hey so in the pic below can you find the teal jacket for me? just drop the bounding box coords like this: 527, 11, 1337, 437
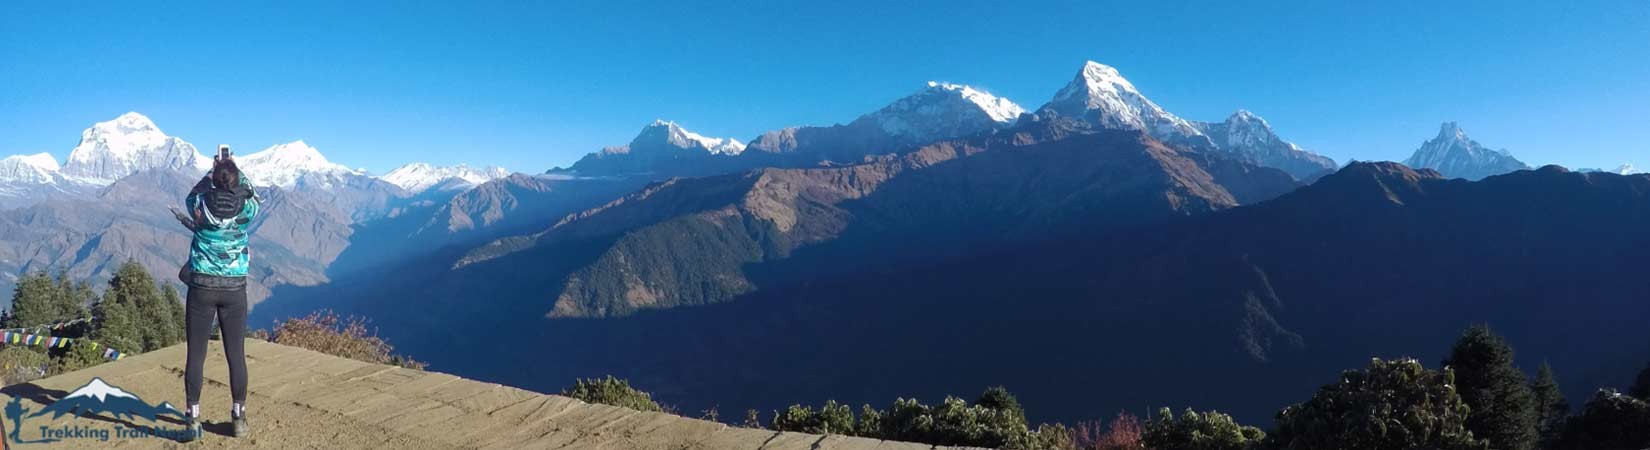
184, 175, 261, 279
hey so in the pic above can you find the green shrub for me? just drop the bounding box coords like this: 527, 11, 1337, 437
771, 400, 855, 434
0, 347, 49, 385
1144, 408, 1264, 450
561, 375, 663, 412
48, 340, 108, 375
1270, 358, 1487, 450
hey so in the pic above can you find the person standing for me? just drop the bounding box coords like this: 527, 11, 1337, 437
172, 145, 260, 441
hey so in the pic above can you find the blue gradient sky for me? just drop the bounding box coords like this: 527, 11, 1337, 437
2, 0, 1645, 173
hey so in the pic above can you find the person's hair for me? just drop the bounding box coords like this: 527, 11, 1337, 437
212, 160, 241, 190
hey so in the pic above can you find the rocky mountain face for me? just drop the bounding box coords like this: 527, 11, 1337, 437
256, 159, 1650, 426
550, 121, 750, 179
248, 118, 1310, 417
1033, 62, 1336, 181
1192, 110, 1337, 180
1035, 61, 1209, 148
556, 82, 1027, 180
0, 153, 60, 184
847, 81, 1024, 146
0, 169, 349, 304
1403, 122, 1530, 180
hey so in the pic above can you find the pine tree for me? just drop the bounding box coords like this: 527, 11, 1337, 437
91, 261, 183, 354
1443, 324, 1538, 450
1529, 362, 1569, 447
5, 271, 90, 328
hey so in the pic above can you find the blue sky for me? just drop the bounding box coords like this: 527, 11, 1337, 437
2, 0, 1645, 173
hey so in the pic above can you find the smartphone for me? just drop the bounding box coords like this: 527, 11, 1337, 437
218, 144, 232, 161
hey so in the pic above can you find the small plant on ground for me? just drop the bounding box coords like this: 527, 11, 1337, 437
269, 310, 425, 370
562, 375, 663, 412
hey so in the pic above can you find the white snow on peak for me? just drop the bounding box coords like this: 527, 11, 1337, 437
924, 81, 1026, 123
63, 378, 139, 402
61, 112, 211, 182
1038, 61, 1204, 142
237, 140, 356, 188
639, 120, 746, 155
0, 152, 61, 183
1615, 163, 1638, 174
1215, 110, 1282, 149
380, 162, 511, 193
851, 81, 1025, 144
1404, 122, 1529, 180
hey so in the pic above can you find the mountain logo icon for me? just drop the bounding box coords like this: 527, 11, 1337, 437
30, 377, 182, 422
5, 377, 186, 445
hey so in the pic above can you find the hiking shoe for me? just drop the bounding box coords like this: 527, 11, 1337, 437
182, 416, 202, 442
233, 415, 249, 438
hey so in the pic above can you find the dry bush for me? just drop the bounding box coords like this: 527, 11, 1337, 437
270, 310, 425, 370
1075, 412, 1145, 450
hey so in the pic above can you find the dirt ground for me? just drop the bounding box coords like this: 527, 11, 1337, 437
0, 339, 962, 449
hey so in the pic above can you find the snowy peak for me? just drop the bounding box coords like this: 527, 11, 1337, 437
926, 82, 1026, 123
1209, 109, 1283, 149
381, 162, 511, 193
1403, 122, 1530, 180
238, 140, 356, 188
0, 152, 61, 183
850, 81, 1025, 144
1189, 109, 1335, 180
1037, 61, 1204, 143
61, 112, 210, 182
1579, 163, 1640, 175
63, 378, 139, 402
627, 120, 746, 155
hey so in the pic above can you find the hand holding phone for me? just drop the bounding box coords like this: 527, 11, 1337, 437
217, 144, 233, 162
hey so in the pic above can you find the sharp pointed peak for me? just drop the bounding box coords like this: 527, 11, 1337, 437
1437, 121, 1467, 139
1081, 60, 1122, 75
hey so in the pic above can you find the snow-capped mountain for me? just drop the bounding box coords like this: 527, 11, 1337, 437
62, 377, 139, 402
236, 140, 359, 188
381, 163, 511, 193
0, 153, 60, 183
849, 81, 1025, 145
1580, 163, 1640, 175
553, 121, 748, 178
1036, 61, 1207, 146
60, 112, 210, 183
1192, 110, 1336, 180
1403, 122, 1529, 180
593, 120, 744, 157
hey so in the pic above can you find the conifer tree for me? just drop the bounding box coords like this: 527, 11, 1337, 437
1529, 362, 1569, 446
1443, 325, 1538, 450
5, 271, 90, 328
91, 261, 184, 353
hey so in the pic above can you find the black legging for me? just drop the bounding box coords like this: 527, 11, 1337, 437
184, 286, 248, 406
